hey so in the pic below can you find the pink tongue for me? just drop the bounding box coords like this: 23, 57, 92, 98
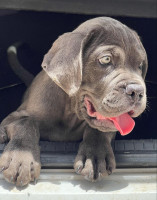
85, 99, 135, 135
97, 112, 135, 135
109, 114, 135, 135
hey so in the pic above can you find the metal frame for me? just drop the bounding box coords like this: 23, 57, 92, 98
0, 0, 157, 18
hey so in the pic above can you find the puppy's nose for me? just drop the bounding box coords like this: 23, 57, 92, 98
126, 84, 144, 102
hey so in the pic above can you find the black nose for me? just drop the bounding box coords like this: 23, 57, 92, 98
126, 84, 144, 102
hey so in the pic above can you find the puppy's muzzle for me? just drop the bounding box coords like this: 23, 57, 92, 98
126, 83, 144, 103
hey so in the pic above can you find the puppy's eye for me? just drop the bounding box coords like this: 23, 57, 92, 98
139, 63, 143, 71
99, 56, 111, 65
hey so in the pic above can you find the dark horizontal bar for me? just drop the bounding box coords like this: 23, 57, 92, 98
0, 139, 156, 168
40, 152, 157, 168
0, 0, 157, 18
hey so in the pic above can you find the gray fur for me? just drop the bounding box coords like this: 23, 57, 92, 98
0, 17, 147, 186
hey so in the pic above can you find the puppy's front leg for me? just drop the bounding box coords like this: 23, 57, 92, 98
0, 112, 41, 187
74, 127, 116, 182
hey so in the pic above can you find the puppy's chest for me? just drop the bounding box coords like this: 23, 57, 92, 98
41, 113, 87, 142
55, 114, 87, 141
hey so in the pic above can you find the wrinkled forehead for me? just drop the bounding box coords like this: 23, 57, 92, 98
83, 25, 146, 62
75, 17, 141, 46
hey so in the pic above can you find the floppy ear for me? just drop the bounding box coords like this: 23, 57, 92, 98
42, 32, 89, 96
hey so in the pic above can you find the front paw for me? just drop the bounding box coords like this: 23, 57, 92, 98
0, 143, 41, 187
74, 141, 116, 182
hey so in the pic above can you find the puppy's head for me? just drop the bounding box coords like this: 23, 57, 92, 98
42, 17, 148, 135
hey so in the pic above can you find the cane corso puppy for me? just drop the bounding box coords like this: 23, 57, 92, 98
0, 17, 147, 186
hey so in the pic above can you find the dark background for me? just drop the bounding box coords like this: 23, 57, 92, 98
0, 10, 156, 140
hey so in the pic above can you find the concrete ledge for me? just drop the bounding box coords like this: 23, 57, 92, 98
0, 168, 156, 200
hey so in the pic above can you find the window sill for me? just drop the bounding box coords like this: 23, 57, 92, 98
0, 168, 156, 199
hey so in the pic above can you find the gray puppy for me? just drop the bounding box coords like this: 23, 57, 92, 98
0, 17, 147, 186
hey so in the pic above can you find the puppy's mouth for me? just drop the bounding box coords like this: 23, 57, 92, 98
84, 97, 135, 136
